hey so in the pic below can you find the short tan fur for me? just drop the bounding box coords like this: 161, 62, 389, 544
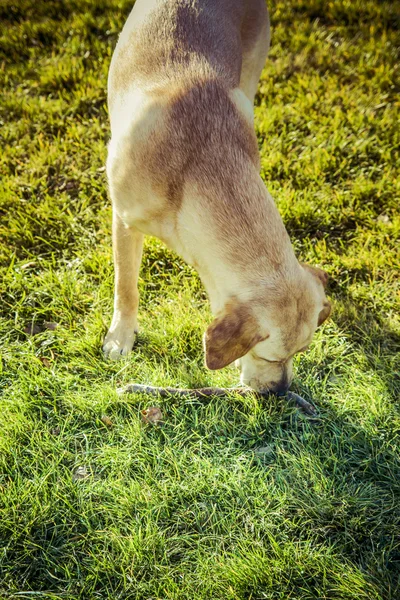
104, 0, 331, 394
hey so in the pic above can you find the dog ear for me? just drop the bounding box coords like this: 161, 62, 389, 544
318, 300, 332, 327
301, 263, 329, 288
204, 301, 266, 370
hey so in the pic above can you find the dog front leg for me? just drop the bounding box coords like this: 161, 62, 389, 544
103, 212, 144, 359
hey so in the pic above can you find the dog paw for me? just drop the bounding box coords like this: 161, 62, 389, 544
103, 319, 137, 360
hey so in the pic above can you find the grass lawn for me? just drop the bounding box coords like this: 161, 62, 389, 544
1, 0, 399, 598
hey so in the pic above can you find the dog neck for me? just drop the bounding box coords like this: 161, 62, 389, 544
170, 156, 300, 315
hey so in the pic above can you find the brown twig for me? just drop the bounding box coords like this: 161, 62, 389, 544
117, 383, 317, 416
285, 391, 317, 416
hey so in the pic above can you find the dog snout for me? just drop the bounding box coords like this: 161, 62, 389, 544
266, 380, 290, 396
267, 366, 292, 396
240, 356, 293, 395
247, 376, 291, 396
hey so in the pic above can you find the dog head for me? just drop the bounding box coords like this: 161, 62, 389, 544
204, 264, 331, 394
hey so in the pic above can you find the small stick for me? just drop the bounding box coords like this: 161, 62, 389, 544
117, 384, 317, 416
285, 391, 317, 416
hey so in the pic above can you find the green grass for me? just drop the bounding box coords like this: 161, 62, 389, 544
0, 0, 399, 598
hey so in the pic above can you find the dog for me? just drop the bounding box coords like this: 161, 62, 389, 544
103, 0, 331, 395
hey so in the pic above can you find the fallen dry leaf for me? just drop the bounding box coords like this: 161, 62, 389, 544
20, 261, 37, 270
254, 445, 274, 456
101, 415, 113, 428
73, 466, 91, 481
40, 357, 51, 368
24, 323, 43, 336
377, 214, 392, 226
141, 407, 163, 425
24, 321, 58, 335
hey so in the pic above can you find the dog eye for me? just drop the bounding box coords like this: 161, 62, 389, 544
252, 353, 280, 364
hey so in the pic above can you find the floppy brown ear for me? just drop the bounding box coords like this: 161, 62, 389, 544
301, 263, 329, 288
204, 301, 266, 370
318, 300, 332, 326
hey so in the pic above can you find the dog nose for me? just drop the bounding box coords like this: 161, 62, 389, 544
268, 380, 290, 396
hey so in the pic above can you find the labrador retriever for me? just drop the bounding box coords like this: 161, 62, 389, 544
103, 0, 331, 395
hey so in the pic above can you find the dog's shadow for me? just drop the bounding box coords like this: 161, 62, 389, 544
128, 285, 400, 575
329, 283, 399, 398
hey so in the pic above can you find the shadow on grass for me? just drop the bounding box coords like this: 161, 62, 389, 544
3, 316, 400, 598
331, 287, 400, 398
0, 0, 118, 26
269, 0, 400, 35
